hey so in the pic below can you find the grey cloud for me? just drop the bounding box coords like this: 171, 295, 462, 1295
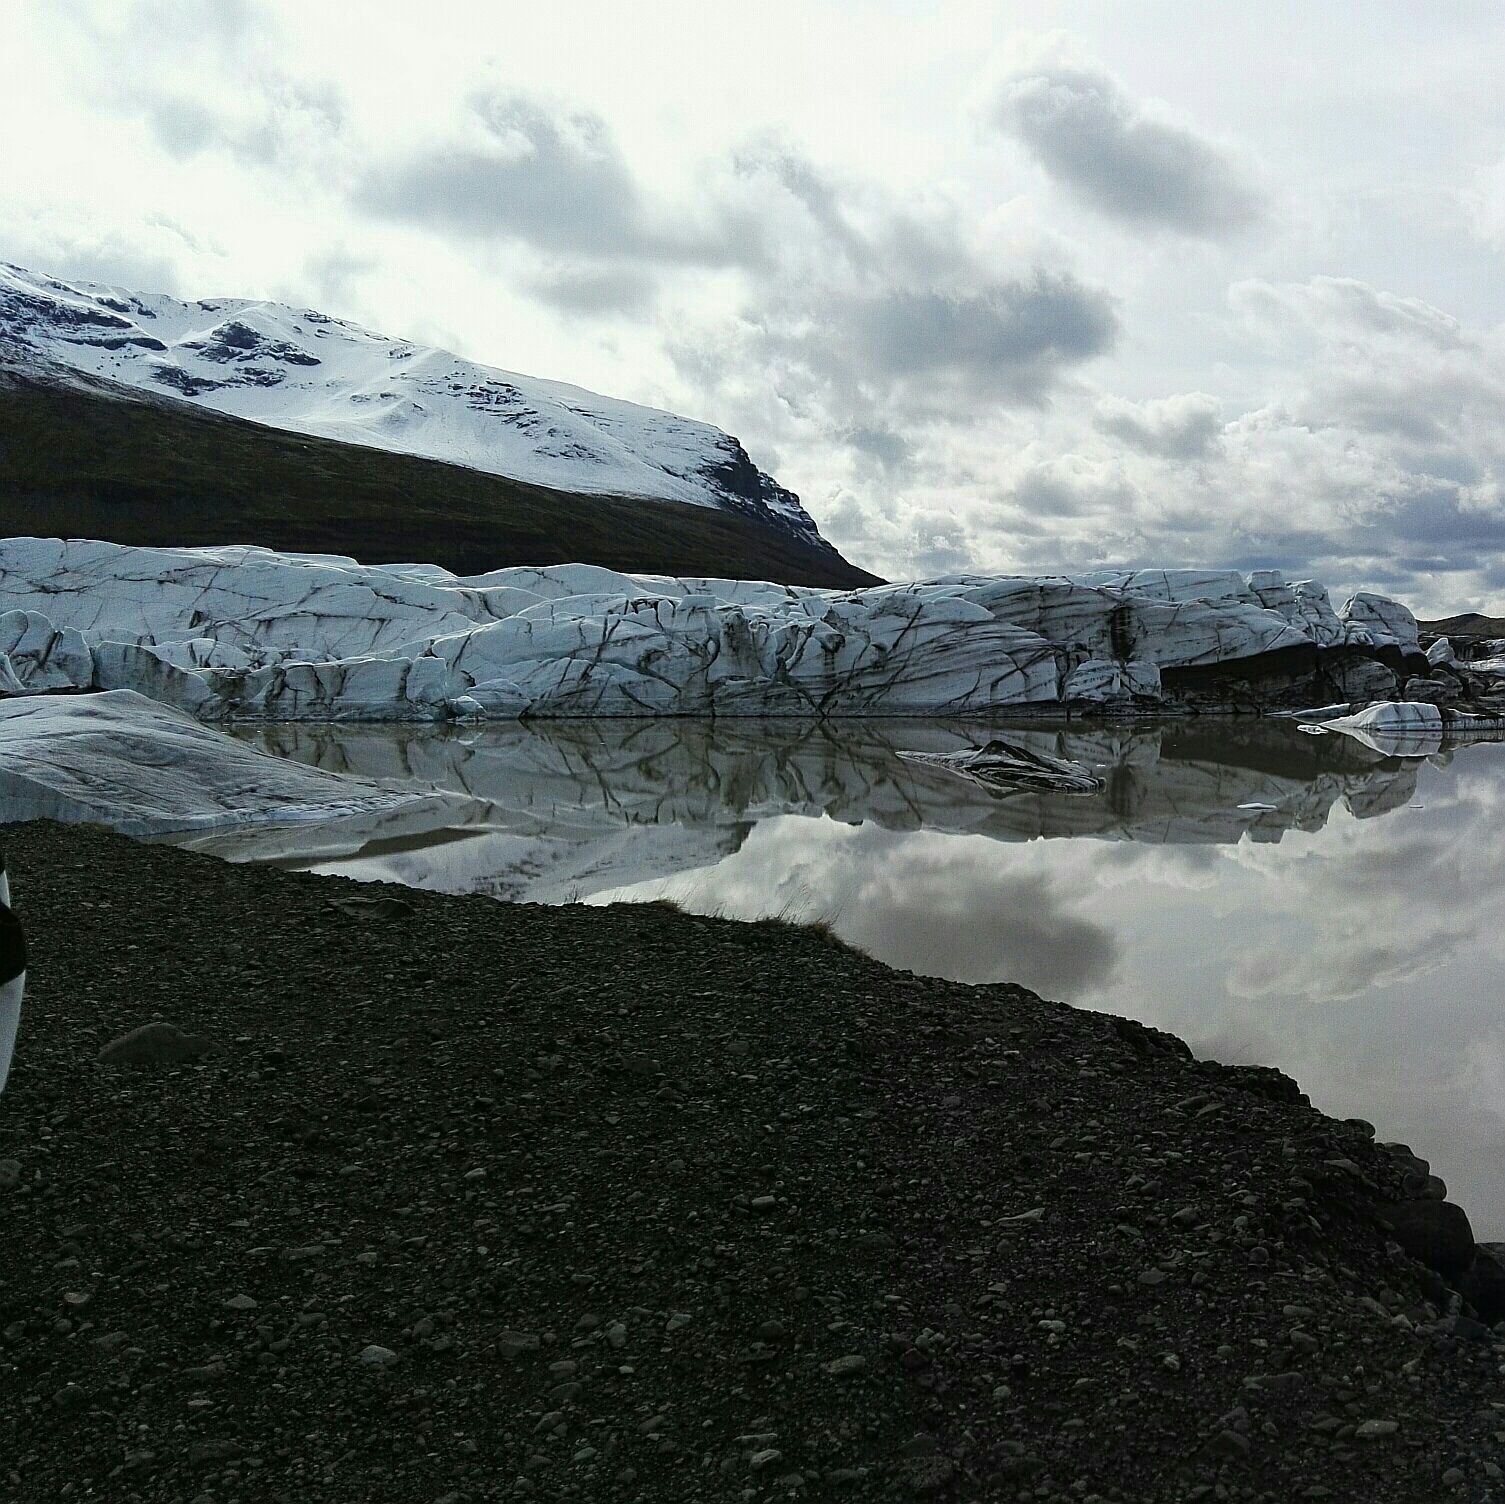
736, 272, 1117, 427
733, 147, 877, 273
1231, 276, 1468, 351
297, 244, 378, 315
66, 0, 343, 170
1002, 459, 1137, 520
356, 94, 756, 267
139, 76, 345, 167
992, 63, 1264, 236
843, 424, 912, 470
840, 276, 1116, 391
525, 265, 659, 317
835, 853, 1119, 995
1094, 392, 1223, 459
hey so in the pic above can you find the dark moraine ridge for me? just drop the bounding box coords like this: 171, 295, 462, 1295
0, 822, 1502, 1503
0, 370, 880, 589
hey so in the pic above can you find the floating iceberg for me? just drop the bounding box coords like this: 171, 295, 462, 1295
0, 538, 1427, 721
1300, 700, 1505, 758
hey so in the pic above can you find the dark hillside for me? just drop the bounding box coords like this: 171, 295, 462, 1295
0, 372, 880, 588
1421, 612, 1505, 640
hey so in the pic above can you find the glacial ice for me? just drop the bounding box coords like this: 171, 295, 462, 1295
0, 538, 1427, 722
0, 690, 469, 836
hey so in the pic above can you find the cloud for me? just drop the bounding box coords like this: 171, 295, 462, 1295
990, 60, 1265, 237
838, 277, 1117, 392
1230, 275, 1468, 352
139, 76, 345, 168
355, 92, 755, 268
525, 264, 659, 318
63, 0, 345, 171
1094, 392, 1223, 458
808, 266, 1505, 612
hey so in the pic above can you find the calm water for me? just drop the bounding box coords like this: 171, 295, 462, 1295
205, 717, 1505, 1236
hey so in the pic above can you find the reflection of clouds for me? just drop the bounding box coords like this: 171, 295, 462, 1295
1223, 759, 1505, 1004
1078, 840, 1227, 892
609, 820, 1119, 998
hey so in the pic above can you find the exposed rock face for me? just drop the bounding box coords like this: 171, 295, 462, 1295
0, 538, 1441, 721
1377, 1198, 1477, 1280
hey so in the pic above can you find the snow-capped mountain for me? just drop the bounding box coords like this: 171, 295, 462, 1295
0, 262, 830, 553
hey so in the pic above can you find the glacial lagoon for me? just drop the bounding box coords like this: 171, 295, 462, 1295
173, 715, 1505, 1238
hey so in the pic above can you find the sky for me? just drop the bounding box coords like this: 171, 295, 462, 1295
5, 0, 1505, 610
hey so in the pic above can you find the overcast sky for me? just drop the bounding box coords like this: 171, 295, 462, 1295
6, 1, 1505, 609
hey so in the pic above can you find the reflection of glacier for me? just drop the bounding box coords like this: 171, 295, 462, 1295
184, 718, 1426, 901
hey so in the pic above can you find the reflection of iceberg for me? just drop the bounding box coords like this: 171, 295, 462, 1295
897, 740, 1103, 794
188, 717, 1427, 900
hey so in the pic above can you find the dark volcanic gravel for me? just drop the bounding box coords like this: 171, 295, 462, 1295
0, 821, 1502, 1503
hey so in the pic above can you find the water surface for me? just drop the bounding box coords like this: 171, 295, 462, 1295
209, 717, 1505, 1236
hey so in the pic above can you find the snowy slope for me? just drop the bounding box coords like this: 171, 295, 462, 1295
0, 262, 829, 550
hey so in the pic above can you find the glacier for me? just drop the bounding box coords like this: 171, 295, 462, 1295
0, 690, 469, 836
0, 538, 1432, 722
0, 262, 827, 550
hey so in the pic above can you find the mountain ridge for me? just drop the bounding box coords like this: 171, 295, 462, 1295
0, 365, 879, 587
0, 263, 877, 587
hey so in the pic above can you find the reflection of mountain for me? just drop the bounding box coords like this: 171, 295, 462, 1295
192, 718, 1425, 900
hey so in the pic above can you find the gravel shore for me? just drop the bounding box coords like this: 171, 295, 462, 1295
0, 820, 1502, 1503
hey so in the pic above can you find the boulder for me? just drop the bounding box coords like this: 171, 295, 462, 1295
1377, 1199, 1476, 1279
97, 1022, 219, 1068
1458, 1245, 1505, 1324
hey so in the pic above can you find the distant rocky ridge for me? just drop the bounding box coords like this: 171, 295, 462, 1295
1, 536, 1496, 723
